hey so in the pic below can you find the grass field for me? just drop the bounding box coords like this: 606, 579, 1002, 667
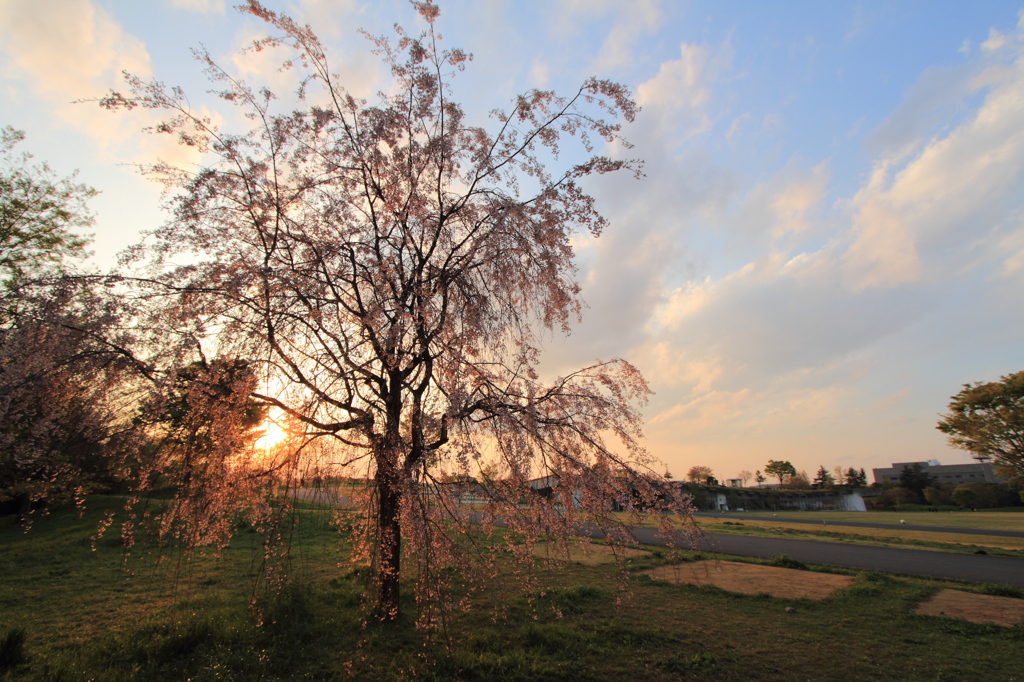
1, 497, 1022, 681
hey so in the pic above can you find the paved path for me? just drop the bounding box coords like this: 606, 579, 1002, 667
624, 526, 1024, 588
693, 512, 1024, 539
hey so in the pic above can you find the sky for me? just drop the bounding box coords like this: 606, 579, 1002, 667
2, 0, 1023, 483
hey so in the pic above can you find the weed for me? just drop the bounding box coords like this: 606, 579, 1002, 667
768, 554, 808, 570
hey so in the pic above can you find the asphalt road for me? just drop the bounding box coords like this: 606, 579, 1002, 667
625, 526, 1024, 588
693, 511, 1024, 538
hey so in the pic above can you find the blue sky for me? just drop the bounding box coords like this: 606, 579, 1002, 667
2, 0, 1023, 481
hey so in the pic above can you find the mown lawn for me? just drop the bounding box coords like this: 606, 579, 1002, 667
1, 497, 1022, 681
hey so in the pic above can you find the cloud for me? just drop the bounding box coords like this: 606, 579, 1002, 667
635, 42, 722, 140
590, 0, 664, 72
0, 0, 151, 102
863, 63, 978, 159
725, 112, 751, 145
870, 386, 913, 412
0, 0, 193, 165
649, 387, 762, 432
724, 159, 830, 257
528, 58, 550, 88
843, 61, 1024, 287
168, 0, 225, 14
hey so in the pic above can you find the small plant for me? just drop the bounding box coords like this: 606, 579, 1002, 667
0, 627, 28, 669
769, 554, 808, 570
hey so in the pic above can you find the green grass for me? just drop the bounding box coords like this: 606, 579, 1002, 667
1, 497, 1022, 681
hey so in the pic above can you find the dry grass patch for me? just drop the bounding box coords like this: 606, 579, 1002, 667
532, 541, 649, 565
644, 560, 853, 599
914, 589, 1024, 627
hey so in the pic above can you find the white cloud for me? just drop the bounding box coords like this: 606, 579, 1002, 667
843, 42, 1024, 288
0, 0, 151, 101
725, 111, 750, 145
0, 0, 175, 162
528, 58, 550, 88
649, 387, 762, 432
168, 0, 225, 14
590, 0, 664, 72
870, 386, 913, 412
635, 42, 717, 139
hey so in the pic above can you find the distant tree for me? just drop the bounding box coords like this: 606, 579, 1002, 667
937, 371, 1024, 477
737, 470, 752, 487
754, 470, 766, 487
832, 465, 844, 487
844, 467, 860, 487
785, 471, 811, 490
813, 465, 834, 488
898, 463, 936, 498
706, 475, 719, 487
0, 127, 93, 284
886, 486, 915, 509
951, 484, 979, 509
764, 460, 797, 486
687, 466, 715, 485
859, 468, 868, 486
664, 470, 673, 480
923, 486, 951, 506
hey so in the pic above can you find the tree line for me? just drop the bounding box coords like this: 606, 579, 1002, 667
684, 461, 867, 489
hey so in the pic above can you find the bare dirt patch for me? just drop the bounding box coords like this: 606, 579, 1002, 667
532, 542, 649, 565
914, 589, 1024, 627
643, 560, 853, 599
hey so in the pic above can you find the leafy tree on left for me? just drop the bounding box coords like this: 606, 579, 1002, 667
0, 128, 145, 520
0, 127, 92, 284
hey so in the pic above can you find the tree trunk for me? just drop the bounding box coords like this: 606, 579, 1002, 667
376, 458, 402, 619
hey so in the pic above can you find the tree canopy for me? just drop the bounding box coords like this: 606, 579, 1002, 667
844, 467, 867, 487
0, 127, 93, 284
100, 0, 687, 619
686, 466, 714, 485
937, 371, 1024, 477
898, 463, 935, 497
0, 128, 142, 518
764, 459, 796, 485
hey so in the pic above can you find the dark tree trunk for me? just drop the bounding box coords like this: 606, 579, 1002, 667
376, 379, 405, 619
376, 462, 402, 619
